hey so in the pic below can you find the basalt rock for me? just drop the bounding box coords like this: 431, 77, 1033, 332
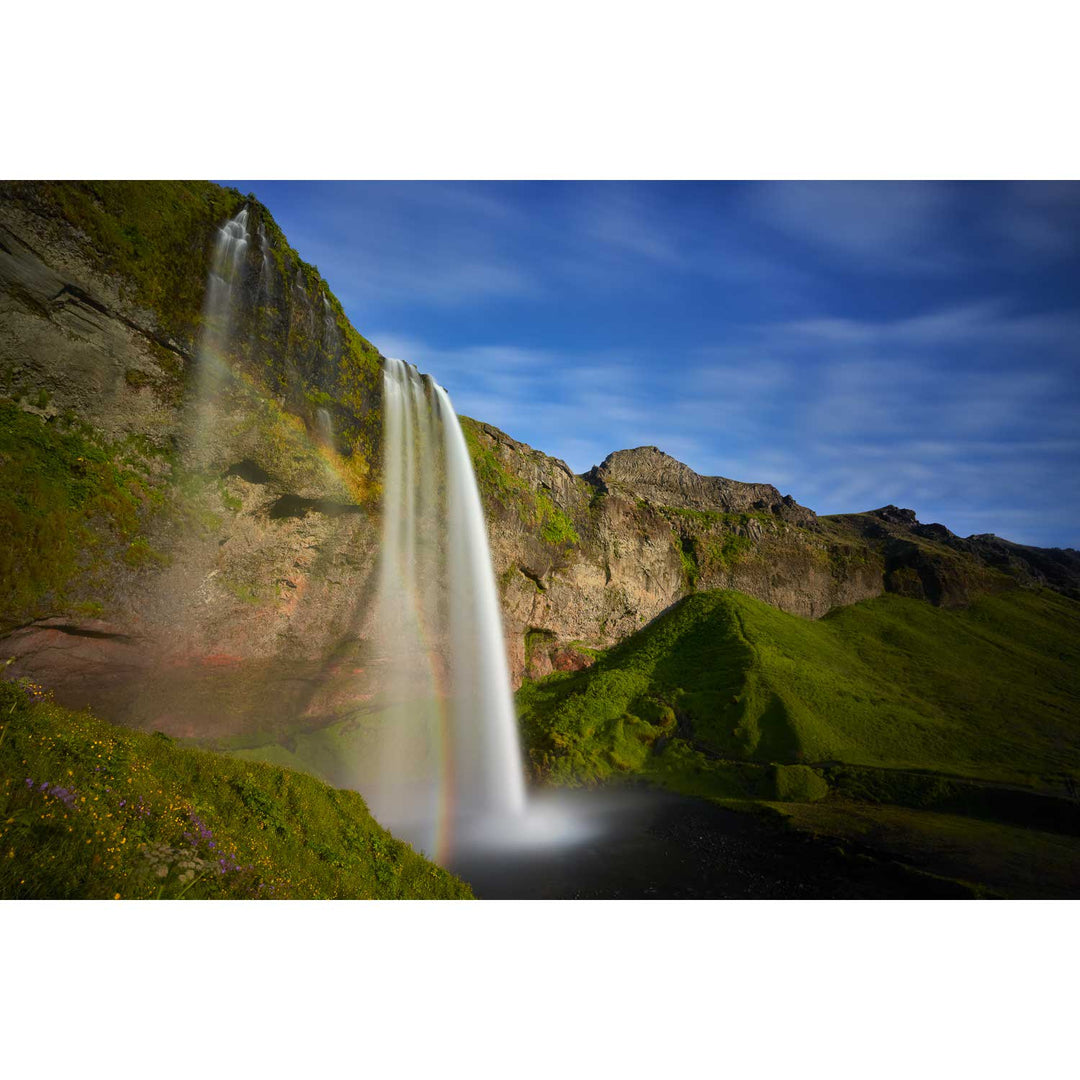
586, 445, 818, 525
469, 422, 885, 685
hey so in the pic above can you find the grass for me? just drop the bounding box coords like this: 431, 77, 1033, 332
771, 799, 1080, 900
517, 587, 1080, 791
0, 679, 471, 899
221, 715, 372, 789
516, 584, 1080, 895
0, 400, 167, 627
661, 507, 776, 528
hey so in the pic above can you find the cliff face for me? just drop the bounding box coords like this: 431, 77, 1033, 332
468, 430, 1080, 687
1, 182, 383, 739
466, 420, 885, 684
2, 181, 1076, 736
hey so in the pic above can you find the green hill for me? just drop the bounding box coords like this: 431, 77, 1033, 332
516, 586, 1080, 895
0, 679, 471, 899
519, 586, 1080, 788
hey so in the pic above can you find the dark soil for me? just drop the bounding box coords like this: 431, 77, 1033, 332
448, 786, 974, 899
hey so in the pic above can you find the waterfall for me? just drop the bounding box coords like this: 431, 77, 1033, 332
257, 222, 272, 300
362, 357, 526, 859
192, 207, 249, 461
315, 407, 334, 447
321, 295, 339, 354
190, 210, 534, 862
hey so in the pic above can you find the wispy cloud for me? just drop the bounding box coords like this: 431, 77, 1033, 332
577, 186, 685, 266
745, 181, 958, 274
374, 296, 1080, 546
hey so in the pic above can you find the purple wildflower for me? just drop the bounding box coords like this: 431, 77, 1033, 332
29, 780, 78, 808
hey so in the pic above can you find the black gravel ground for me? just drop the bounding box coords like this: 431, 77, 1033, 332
448, 787, 972, 900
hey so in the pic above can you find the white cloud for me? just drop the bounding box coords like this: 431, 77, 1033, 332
578, 187, 685, 267
746, 181, 958, 273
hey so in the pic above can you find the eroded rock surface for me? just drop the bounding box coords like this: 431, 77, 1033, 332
467, 421, 885, 685
587, 445, 817, 525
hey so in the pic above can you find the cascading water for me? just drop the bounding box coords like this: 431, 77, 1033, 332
257, 222, 272, 298
433, 379, 527, 817
321, 295, 339, 353
314, 407, 334, 447
361, 357, 526, 859
192, 208, 249, 461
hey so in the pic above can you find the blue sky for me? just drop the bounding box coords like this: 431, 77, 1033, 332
226, 181, 1080, 548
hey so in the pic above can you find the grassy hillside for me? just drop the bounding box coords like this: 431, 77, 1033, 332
0, 678, 471, 899
516, 585, 1080, 896
518, 587, 1080, 793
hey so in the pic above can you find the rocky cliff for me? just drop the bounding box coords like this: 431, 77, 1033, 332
465, 420, 886, 682
586, 445, 817, 525
1, 182, 383, 739
3, 181, 1077, 740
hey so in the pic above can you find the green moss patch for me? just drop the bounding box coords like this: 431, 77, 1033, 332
461, 418, 580, 550
769, 764, 830, 802
0, 401, 167, 627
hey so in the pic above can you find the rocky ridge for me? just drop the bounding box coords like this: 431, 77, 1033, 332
586, 445, 817, 525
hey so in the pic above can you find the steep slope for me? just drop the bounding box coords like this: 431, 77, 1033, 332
0, 679, 471, 899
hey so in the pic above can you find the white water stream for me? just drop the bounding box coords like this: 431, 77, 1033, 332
192, 208, 249, 462
192, 212, 543, 863
365, 358, 526, 858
